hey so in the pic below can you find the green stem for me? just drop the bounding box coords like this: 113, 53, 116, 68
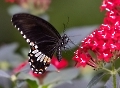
113, 74, 116, 88
112, 62, 116, 88
116, 67, 120, 72
101, 67, 111, 73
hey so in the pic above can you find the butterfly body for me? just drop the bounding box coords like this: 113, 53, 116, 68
11, 13, 69, 74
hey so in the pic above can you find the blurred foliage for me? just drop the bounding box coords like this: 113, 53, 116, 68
0, 43, 80, 88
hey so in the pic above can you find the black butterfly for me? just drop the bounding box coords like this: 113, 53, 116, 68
11, 13, 69, 74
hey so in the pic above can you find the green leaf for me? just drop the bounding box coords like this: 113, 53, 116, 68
0, 70, 10, 78
26, 79, 38, 88
104, 74, 120, 88
17, 73, 39, 86
44, 68, 79, 86
117, 67, 120, 73
0, 43, 23, 67
16, 80, 27, 88
21, 48, 29, 58
87, 72, 106, 88
88, 49, 97, 59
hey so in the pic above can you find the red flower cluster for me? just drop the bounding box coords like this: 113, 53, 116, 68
14, 56, 68, 78
73, 0, 120, 68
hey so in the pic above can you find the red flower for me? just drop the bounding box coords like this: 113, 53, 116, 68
13, 60, 28, 73
73, 49, 98, 68
51, 56, 68, 70
73, 0, 120, 69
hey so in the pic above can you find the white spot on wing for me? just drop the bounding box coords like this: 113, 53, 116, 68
30, 59, 34, 62
31, 68, 34, 71
30, 42, 34, 46
32, 65, 35, 68
34, 71, 37, 73
39, 72, 42, 74
29, 49, 31, 53
32, 50, 39, 54
40, 54, 45, 62
45, 67, 47, 70
20, 31, 23, 34
35, 45, 38, 48
35, 52, 41, 57
29, 62, 31, 65
26, 39, 30, 43
37, 53, 43, 61
18, 28, 20, 30
23, 35, 26, 38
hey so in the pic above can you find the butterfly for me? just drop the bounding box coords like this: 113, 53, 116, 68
11, 13, 69, 74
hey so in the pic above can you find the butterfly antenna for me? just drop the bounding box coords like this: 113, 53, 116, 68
66, 17, 69, 25
64, 41, 77, 53
68, 34, 81, 37
63, 17, 69, 33
67, 36, 80, 49
63, 23, 66, 33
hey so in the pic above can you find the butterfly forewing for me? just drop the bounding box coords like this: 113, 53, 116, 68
12, 13, 62, 74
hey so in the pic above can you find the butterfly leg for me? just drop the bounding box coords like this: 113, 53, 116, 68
56, 47, 62, 61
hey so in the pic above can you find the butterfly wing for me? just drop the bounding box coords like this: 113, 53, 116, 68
12, 13, 61, 74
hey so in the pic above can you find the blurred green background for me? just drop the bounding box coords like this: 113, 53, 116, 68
0, 0, 103, 47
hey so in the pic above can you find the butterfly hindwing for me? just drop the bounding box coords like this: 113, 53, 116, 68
28, 46, 51, 74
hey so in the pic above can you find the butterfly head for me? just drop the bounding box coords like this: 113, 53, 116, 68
61, 34, 69, 48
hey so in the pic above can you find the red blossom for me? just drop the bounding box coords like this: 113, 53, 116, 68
51, 56, 68, 70
13, 60, 28, 73
73, 52, 90, 67
73, 49, 98, 68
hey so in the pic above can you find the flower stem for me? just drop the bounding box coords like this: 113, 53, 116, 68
101, 67, 111, 73
112, 62, 116, 88
113, 74, 116, 88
